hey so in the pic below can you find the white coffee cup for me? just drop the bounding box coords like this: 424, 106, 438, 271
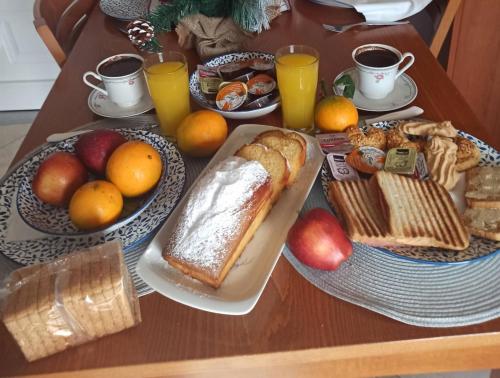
352, 44, 415, 100
83, 53, 147, 107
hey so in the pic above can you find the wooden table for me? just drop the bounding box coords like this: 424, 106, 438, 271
2, 2, 499, 377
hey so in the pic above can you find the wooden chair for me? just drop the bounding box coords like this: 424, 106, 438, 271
33, 0, 96, 66
429, 0, 463, 57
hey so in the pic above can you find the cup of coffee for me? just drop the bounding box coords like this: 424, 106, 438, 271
83, 54, 147, 107
352, 44, 415, 100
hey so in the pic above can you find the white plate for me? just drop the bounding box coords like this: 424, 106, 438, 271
99, 0, 149, 21
88, 87, 154, 118
189, 52, 280, 120
136, 124, 324, 315
334, 67, 418, 112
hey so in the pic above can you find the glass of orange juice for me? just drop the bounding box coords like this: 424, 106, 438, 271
275, 45, 319, 133
143, 51, 190, 139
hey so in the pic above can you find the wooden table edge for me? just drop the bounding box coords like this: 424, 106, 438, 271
18, 332, 500, 377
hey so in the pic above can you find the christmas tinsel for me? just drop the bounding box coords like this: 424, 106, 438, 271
147, 0, 272, 34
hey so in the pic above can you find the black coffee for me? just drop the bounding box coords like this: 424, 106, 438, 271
356, 48, 399, 68
99, 57, 142, 77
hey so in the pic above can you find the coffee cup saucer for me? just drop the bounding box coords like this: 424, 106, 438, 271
88, 86, 154, 118
334, 67, 418, 112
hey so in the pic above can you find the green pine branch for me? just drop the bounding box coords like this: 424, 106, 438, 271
147, 0, 233, 33
146, 0, 271, 34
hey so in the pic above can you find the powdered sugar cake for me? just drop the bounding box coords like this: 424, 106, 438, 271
162, 157, 272, 288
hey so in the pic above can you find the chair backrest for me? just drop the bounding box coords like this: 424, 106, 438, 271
33, 0, 96, 66
430, 0, 463, 57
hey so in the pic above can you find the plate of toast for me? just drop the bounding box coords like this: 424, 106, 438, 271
321, 119, 500, 264
137, 124, 324, 314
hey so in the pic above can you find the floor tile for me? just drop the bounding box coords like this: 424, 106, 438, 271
0, 111, 38, 126
0, 123, 32, 177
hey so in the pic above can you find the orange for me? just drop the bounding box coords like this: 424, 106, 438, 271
106, 141, 162, 197
69, 180, 123, 230
314, 95, 358, 132
176, 110, 228, 157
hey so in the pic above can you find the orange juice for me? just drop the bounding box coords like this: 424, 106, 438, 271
276, 52, 319, 131
145, 60, 190, 138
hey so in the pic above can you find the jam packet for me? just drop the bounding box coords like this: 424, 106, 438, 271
198, 65, 222, 104
316, 133, 353, 154
216, 82, 248, 111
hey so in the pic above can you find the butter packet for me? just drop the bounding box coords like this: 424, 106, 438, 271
412, 152, 429, 180
327, 153, 360, 181
384, 148, 417, 175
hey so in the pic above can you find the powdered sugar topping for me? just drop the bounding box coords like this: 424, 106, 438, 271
168, 157, 269, 275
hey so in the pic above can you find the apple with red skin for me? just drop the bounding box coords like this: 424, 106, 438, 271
75, 130, 127, 175
287, 208, 352, 270
32, 152, 88, 207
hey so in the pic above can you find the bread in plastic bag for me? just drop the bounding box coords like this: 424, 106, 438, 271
1, 240, 141, 361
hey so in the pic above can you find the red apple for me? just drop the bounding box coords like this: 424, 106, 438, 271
286, 208, 352, 270
75, 130, 127, 175
32, 152, 88, 207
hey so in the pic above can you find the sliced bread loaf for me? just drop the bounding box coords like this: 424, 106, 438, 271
463, 208, 500, 241
254, 132, 305, 185
465, 166, 500, 208
255, 130, 307, 151
235, 143, 290, 202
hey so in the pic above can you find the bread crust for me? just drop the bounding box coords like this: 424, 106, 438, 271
465, 166, 500, 208
235, 143, 290, 202
467, 227, 500, 241
253, 134, 304, 185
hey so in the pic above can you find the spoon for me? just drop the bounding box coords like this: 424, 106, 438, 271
363, 106, 423, 125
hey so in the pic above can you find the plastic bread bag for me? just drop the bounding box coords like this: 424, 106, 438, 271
0, 240, 141, 362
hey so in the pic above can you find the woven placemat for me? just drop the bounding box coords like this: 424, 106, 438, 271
125, 153, 208, 296
283, 178, 500, 328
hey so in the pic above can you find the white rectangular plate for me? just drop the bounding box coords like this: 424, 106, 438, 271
136, 124, 324, 315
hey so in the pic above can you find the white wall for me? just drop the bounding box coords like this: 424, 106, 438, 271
0, 0, 60, 110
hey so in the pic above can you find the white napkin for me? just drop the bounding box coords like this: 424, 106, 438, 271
340, 0, 432, 22
5, 189, 51, 242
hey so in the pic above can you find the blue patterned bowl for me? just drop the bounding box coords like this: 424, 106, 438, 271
16, 129, 167, 236
321, 120, 500, 264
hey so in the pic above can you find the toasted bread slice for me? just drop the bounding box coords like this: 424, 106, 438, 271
235, 143, 290, 202
373, 171, 470, 250
253, 133, 305, 185
465, 166, 500, 208
328, 180, 395, 246
463, 208, 500, 241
